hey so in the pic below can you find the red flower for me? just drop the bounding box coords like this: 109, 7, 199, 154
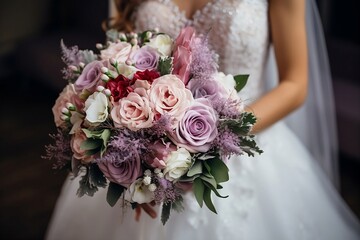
132, 69, 160, 85
106, 75, 133, 102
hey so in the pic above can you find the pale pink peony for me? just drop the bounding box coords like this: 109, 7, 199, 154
149, 75, 194, 127
111, 88, 154, 131
100, 41, 138, 62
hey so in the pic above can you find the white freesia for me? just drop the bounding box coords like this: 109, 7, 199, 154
84, 92, 109, 126
117, 62, 139, 79
146, 34, 173, 56
125, 178, 154, 204
164, 148, 192, 181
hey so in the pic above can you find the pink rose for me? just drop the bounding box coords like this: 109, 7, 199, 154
172, 27, 195, 85
100, 41, 137, 62
144, 141, 176, 169
149, 75, 194, 127
111, 88, 154, 131
70, 130, 93, 163
52, 84, 81, 127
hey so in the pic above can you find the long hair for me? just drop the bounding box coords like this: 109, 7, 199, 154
104, 0, 142, 32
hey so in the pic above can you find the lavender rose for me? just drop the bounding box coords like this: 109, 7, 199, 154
133, 46, 159, 70
187, 78, 228, 103
170, 98, 218, 153
74, 60, 107, 93
98, 154, 142, 188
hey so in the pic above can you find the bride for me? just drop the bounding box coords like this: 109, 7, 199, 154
46, 0, 360, 239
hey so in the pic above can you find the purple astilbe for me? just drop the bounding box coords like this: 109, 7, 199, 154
153, 176, 182, 204
60, 40, 87, 81
213, 127, 242, 161
212, 98, 243, 119
190, 36, 218, 79
42, 129, 72, 169
96, 129, 149, 165
148, 114, 173, 137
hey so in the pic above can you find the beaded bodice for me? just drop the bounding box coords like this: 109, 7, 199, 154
135, 0, 270, 100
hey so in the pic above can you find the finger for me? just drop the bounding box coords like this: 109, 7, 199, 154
135, 206, 141, 222
141, 204, 157, 219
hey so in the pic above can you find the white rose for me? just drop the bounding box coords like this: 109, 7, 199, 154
125, 178, 154, 204
163, 148, 192, 181
84, 92, 109, 126
146, 34, 173, 56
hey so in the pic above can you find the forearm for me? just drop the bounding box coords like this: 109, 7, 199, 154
247, 76, 307, 133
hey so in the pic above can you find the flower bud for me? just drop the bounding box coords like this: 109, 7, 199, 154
154, 27, 160, 33
69, 65, 78, 72
157, 172, 164, 178
96, 43, 103, 49
148, 184, 157, 192
144, 169, 152, 176
61, 115, 69, 121
101, 74, 110, 82
101, 67, 109, 73
61, 107, 69, 115
79, 62, 85, 68
125, 59, 133, 66
130, 38, 138, 46
110, 58, 117, 66
96, 86, 105, 92
119, 33, 127, 41
65, 102, 76, 111
146, 31, 152, 39
104, 89, 112, 96
154, 168, 161, 174
143, 176, 152, 185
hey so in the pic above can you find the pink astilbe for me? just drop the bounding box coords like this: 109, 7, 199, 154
42, 129, 72, 169
190, 36, 218, 79
148, 114, 173, 137
212, 98, 242, 119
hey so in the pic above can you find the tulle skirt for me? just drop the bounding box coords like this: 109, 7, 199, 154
46, 122, 360, 240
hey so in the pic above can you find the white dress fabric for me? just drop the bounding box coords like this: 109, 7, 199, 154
46, 0, 360, 239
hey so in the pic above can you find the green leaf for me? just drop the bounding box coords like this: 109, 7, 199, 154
161, 202, 172, 225
200, 175, 217, 189
171, 196, 185, 213
234, 74, 249, 92
106, 182, 125, 207
203, 187, 217, 214
187, 160, 203, 177
158, 57, 173, 75
77, 164, 107, 197
80, 139, 102, 151
239, 136, 264, 157
207, 157, 229, 183
81, 128, 111, 157
193, 178, 205, 207
203, 182, 229, 199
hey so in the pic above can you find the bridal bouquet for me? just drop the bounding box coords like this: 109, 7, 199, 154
44, 27, 262, 224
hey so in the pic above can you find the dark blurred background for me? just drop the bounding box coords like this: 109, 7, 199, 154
0, 0, 359, 239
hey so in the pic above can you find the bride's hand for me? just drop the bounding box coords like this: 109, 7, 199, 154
135, 201, 157, 221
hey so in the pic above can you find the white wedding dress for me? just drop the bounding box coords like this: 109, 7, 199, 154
46, 0, 360, 239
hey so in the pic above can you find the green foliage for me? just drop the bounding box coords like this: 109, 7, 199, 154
234, 74, 249, 92
106, 182, 125, 207
158, 57, 173, 75
81, 128, 111, 157
183, 154, 230, 214
161, 203, 172, 225
239, 136, 264, 157
77, 164, 107, 197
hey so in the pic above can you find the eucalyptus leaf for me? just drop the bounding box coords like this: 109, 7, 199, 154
193, 178, 205, 207
234, 74, 249, 92
106, 182, 125, 207
207, 157, 229, 183
161, 203, 172, 225
203, 187, 217, 214
187, 160, 203, 177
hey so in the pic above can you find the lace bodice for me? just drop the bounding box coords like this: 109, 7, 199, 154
135, 0, 270, 100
